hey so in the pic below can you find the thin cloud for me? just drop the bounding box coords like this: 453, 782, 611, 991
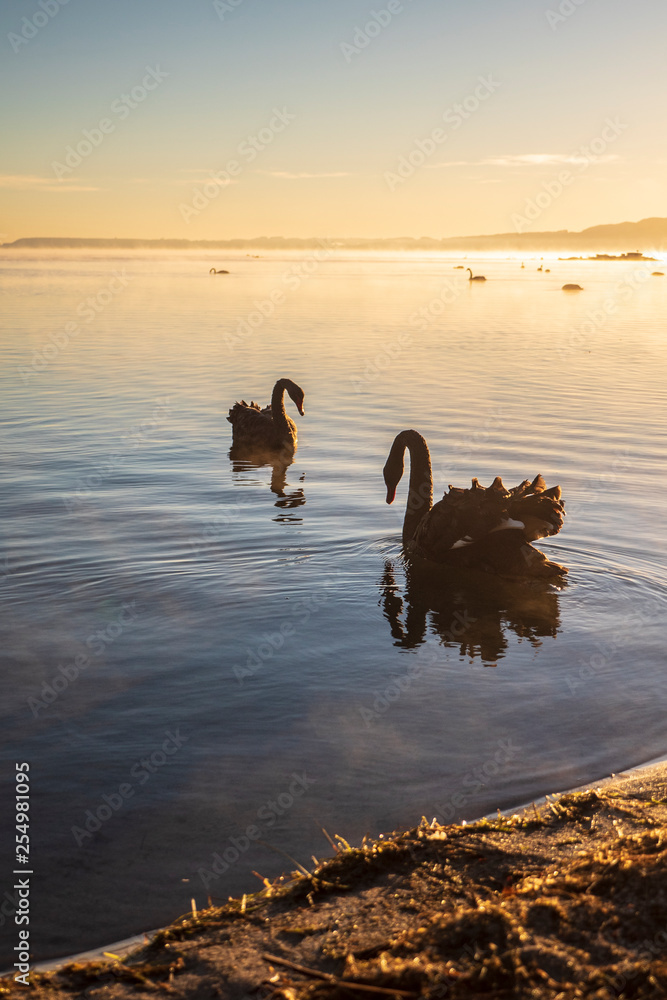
428, 154, 621, 169
485, 153, 621, 167
258, 170, 351, 179
172, 170, 237, 186
0, 174, 100, 192
426, 161, 472, 168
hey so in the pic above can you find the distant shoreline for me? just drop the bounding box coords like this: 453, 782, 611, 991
559, 252, 657, 261
3, 216, 667, 253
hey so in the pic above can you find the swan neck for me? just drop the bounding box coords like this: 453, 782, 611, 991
270, 380, 289, 432
401, 431, 433, 545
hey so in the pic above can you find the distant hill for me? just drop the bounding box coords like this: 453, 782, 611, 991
4, 217, 667, 252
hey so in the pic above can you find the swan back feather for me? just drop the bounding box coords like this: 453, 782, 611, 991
414, 474, 564, 562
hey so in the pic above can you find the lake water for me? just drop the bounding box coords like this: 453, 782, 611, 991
1, 248, 666, 965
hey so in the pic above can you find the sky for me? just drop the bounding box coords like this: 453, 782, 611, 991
1, 0, 666, 241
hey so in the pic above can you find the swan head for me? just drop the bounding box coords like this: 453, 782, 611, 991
383, 457, 401, 504
284, 378, 305, 416
383, 433, 409, 504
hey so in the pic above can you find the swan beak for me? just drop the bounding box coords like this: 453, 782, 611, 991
386, 486, 396, 504
298, 404, 305, 416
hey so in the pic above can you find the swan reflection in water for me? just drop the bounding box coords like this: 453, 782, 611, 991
229, 447, 306, 522
379, 559, 563, 665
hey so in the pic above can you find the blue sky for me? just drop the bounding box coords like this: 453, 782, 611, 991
1, 0, 666, 239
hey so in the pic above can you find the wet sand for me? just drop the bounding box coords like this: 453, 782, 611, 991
4, 760, 667, 999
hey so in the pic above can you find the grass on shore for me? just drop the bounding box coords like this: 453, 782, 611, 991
3, 785, 667, 999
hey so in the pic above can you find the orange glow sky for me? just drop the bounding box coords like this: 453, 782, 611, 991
1, 0, 666, 241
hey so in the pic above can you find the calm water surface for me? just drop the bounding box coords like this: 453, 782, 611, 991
1, 249, 666, 963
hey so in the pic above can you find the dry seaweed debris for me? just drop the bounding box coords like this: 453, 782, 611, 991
3, 786, 667, 1000
293, 827, 667, 1000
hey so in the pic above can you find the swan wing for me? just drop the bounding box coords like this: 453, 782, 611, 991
227, 400, 271, 435
508, 489, 565, 541
413, 480, 509, 560
412, 475, 565, 559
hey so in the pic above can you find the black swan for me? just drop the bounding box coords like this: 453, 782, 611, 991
467, 268, 486, 282
227, 378, 305, 454
210, 268, 229, 274
383, 430, 566, 578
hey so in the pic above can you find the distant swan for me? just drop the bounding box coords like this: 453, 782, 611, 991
467, 268, 486, 282
383, 430, 566, 578
562, 283, 583, 291
210, 268, 229, 274
227, 378, 305, 453
652, 271, 664, 276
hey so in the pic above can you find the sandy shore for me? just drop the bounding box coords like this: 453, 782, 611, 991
3, 760, 667, 999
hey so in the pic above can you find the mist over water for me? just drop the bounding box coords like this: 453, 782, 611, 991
1, 249, 666, 964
